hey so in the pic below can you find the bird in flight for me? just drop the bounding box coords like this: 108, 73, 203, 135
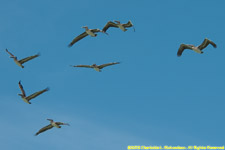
177, 38, 217, 56
71, 62, 120, 72
18, 80, 49, 104
35, 119, 70, 136
102, 20, 135, 32
5, 49, 40, 68
68, 26, 107, 47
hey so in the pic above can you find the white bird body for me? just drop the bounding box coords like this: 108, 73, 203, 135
94, 67, 101, 72
21, 97, 31, 104
14, 59, 24, 68
117, 24, 126, 31
191, 47, 202, 54
86, 29, 96, 37
51, 122, 60, 128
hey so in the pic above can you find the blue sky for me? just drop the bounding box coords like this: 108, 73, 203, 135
0, 0, 225, 149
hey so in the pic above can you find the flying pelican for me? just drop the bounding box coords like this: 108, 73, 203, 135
177, 38, 217, 56
70, 62, 120, 72
18, 80, 49, 104
35, 119, 70, 136
102, 20, 135, 32
68, 26, 107, 47
5, 49, 40, 68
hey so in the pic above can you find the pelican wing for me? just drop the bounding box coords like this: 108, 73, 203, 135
18, 81, 26, 96
68, 32, 88, 47
177, 44, 193, 56
123, 20, 135, 32
35, 124, 53, 136
26, 88, 49, 101
56, 122, 70, 126
122, 20, 133, 28
98, 62, 120, 69
102, 21, 118, 32
72, 65, 93, 68
5, 49, 15, 57
198, 38, 217, 50
18, 53, 40, 64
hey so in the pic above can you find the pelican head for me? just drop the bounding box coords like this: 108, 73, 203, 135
18, 93, 23, 97
47, 119, 53, 122
114, 20, 121, 24
81, 26, 88, 29
92, 64, 97, 67
10, 56, 16, 59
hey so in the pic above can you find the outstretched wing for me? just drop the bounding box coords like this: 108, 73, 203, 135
35, 124, 53, 136
102, 21, 118, 32
56, 122, 70, 126
122, 20, 135, 32
71, 65, 93, 68
177, 44, 193, 57
98, 62, 120, 69
198, 38, 217, 50
68, 32, 88, 47
26, 87, 49, 101
18, 81, 26, 96
5, 49, 15, 57
122, 20, 133, 28
18, 53, 40, 64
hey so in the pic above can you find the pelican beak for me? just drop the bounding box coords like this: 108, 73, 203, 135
114, 20, 120, 24
101, 31, 109, 35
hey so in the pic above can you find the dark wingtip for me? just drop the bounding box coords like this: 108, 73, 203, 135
45, 87, 50, 91
68, 44, 73, 48
177, 53, 182, 57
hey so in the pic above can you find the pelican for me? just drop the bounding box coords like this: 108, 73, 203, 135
35, 119, 70, 136
102, 20, 135, 32
70, 62, 120, 72
6, 49, 40, 68
177, 38, 217, 56
68, 26, 107, 47
18, 80, 49, 104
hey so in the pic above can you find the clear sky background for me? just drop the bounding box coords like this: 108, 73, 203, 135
0, 0, 225, 149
